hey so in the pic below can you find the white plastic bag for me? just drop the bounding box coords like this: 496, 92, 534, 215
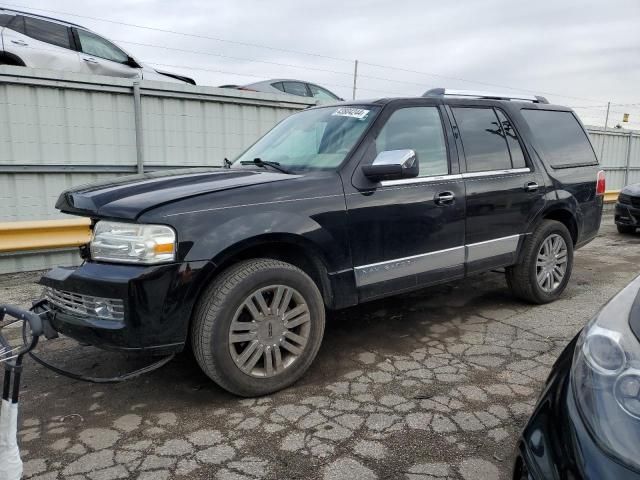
0, 399, 23, 480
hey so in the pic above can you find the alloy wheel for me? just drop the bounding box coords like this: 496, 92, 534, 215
536, 233, 568, 293
228, 285, 311, 378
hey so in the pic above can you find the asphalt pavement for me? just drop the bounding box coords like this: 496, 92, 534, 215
2, 216, 639, 480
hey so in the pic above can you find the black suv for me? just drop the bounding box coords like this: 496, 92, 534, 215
39, 88, 605, 396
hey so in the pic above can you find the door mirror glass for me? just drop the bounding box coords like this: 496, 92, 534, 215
362, 149, 419, 181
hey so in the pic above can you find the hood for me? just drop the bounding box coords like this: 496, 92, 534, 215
622, 183, 640, 197
56, 168, 296, 220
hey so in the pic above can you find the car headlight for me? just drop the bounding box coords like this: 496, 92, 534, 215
90, 221, 176, 264
572, 274, 640, 471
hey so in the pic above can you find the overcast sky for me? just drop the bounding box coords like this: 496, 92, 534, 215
4, 0, 640, 127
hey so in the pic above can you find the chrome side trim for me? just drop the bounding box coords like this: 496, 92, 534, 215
380, 174, 463, 187
465, 234, 521, 263
461, 168, 530, 178
354, 246, 464, 287
379, 168, 530, 187
354, 234, 524, 287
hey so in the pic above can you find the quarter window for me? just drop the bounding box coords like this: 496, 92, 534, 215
376, 107, 448, 177
76, 29, 128, 63
452, 107, 512, 172
22, 17, 71, 49
521, 109, 597, 168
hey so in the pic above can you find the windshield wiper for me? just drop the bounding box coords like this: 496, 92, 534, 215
239, 158, 290, 174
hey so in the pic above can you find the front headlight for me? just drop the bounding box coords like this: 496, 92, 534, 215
572, 275, 640, 471
90, 221, 176, 264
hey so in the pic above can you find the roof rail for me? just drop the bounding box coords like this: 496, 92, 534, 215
0, 7, 84, 28
423, 88, 549, 104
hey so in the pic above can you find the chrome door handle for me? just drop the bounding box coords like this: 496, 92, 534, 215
435, 191, 455, 205
11, 40, 28, 46
83, 57, 99, 64
524, 182, 539, 192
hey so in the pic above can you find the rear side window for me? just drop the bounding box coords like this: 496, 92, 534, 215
521, 110, 597, 168
495, 110, 526, 168
376, 106, 448, 177
23, 16, 71, 49
452, 107, 512, 172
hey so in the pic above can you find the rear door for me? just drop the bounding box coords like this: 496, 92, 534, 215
345, 102, 466, 300
73, 28, 141, 79
449, 105, 546, 273
2, 15, 82, 72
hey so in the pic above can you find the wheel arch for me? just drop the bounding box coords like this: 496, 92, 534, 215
0, 51, 26, 66
205, 233, 337, 309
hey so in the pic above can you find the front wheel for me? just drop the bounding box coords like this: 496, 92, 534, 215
507, 220, 574, 304
191, 259, 325, 397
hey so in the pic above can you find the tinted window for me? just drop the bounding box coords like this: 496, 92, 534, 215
272, 82, 285, 92
452, 107, 511, 172
6, 15, 25, 34
0, 14, 13, 27
496, 109, 526, 168
376, 107, 448, 177
282, 81, 310, 97
77, 29, 128, 63
521, 110, 597, 167
309, 84, 339, 100
23, 17, 71, 49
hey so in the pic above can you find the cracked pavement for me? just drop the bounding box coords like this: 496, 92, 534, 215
2, 217, 639, 480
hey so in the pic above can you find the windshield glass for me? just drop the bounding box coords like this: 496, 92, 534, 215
233, 105, 379, 172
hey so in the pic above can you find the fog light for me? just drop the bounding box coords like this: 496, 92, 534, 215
615, 372, 640, 419
583, 329, 626, 375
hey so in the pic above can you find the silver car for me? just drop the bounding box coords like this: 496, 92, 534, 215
0, 8, 194, 84
225, 79, 343, 101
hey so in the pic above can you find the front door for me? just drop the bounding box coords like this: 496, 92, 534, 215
344, 102, 466, 301
73, 28, 141, 79
448, 105, 546, 273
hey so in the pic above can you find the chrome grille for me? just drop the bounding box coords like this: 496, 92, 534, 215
44, 287, 125, 321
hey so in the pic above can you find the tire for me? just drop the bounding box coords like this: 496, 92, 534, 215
506, 220, 574, 304
191, 258, 325, 397
617, 224, 635, 234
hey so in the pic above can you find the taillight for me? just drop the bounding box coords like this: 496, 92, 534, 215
596, 170, 606, 196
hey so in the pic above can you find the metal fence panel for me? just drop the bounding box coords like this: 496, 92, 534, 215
587, 127, 639, 190
0, 66, 315, 273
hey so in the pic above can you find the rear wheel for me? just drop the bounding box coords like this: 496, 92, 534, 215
617, 224, 636, 234
191, 259, 325, 396
507, 220, 574, 304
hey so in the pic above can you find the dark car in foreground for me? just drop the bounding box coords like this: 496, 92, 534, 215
514, 274, 640, 479
36, 88, 604, 396
615, 184, 640, 233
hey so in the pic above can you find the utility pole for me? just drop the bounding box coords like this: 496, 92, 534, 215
603, 101, 610, 130
352, 59, 358, 100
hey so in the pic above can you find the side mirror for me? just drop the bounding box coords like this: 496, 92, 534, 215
361, 149, 419, 182
127, 56, 141, 68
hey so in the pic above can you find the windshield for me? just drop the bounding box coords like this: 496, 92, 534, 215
233, 105, 380, 172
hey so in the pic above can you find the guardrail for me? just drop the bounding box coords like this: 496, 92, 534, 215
0, 218, 91, 253
0, 191, 621, 255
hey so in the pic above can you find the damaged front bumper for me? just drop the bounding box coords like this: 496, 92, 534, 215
37, 260, 213, 355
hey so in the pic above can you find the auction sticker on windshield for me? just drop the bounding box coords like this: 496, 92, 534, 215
332, 107, 370, 119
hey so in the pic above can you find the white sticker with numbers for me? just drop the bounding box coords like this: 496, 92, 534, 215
331, 107, 370, 119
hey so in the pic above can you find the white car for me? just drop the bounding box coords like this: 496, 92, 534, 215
0, 8, 195, 84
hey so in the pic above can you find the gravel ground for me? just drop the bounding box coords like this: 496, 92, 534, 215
1, 216, 639, 480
